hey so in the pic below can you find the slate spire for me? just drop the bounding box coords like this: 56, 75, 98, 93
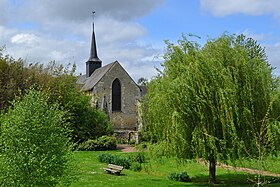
86, 11, 102, 78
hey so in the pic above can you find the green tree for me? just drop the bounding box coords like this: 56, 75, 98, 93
143, 34, 280, 184
42, 64, 112, 143
0, 47, 50, 111
0, 51, 112, 143
0, 89, 74, 186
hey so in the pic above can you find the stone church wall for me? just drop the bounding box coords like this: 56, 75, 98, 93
90, 62, 141, 142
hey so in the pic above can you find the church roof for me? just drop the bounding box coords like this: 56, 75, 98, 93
78, 61, 116, 91
76, 74, 87, 85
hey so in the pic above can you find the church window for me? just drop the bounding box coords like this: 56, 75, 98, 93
112, 78, 121, 111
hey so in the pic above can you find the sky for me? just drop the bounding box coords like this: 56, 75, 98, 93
0, 0, 280, 81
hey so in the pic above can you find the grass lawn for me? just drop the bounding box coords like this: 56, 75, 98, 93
70, 150, 280, 187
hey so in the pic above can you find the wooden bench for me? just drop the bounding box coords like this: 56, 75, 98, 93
103, 164, 124, 175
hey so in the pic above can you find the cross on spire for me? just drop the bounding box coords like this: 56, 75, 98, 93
86, 11, 102, 77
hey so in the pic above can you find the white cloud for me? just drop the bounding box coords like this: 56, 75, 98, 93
16, 0, 164, 22
97, 17, 147, 45
0, 0, 164, 80
11, 33, 38, 44
200, 0, 280, 17
239, 29, 271, 42
200, 0, 280, 75
236, 29, 279, 44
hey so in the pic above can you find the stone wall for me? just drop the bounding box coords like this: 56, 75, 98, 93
90, 62, 141, 142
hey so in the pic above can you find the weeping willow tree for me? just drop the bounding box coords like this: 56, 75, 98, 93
142, 34, 280, 184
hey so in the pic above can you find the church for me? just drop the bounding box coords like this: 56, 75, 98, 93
76, 17, 145, 142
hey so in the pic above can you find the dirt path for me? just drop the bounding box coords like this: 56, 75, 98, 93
197, 159, 280, 177
116, 144, 137, 153
217, 162, 280, 177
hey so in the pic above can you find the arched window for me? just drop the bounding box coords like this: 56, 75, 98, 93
112, 78, 121, 111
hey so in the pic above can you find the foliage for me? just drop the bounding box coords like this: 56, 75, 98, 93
33, 61, 113, 143
168, 171, 191, 182
0, 49, 47, 111
77, 136, 117, 151
142, 33, 280, 184
0, 89, 74, 186
97, 153, 131, 169
0, 49, 112, 143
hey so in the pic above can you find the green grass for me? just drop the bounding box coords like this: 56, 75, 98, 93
70, 151, 280, 187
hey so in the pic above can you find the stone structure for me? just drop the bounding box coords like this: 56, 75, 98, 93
77, 15, 144, 142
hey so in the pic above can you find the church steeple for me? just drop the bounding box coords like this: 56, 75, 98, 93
86, 11, 102, 78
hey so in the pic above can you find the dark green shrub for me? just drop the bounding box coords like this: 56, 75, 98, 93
113, 157, 131, 169
97, 153, 131, 169
98, 153, 115, 163
77, 136, 116, 151
130, 162, 142, 172
168, 171, 191, 182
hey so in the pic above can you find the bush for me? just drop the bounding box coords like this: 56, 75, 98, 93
97, 153, 131, 169
168, 171, 191, 182
98, 153, 115, 163
77, 136, 116, 151
0, 89, 74, 186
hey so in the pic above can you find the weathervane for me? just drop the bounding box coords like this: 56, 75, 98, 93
92, 11, 96, 22
91, 11, 96, 30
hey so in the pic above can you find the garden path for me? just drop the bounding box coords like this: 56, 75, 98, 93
116, 144, 137, 153
197, 159, 280, 177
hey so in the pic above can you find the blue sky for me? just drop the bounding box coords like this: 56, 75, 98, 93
0, 0, 280, 80
140, 1, 278, 42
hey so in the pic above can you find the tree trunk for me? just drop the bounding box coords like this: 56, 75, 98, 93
209, 156, 216, 184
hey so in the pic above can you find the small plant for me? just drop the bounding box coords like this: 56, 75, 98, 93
168, 171, 191, 182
